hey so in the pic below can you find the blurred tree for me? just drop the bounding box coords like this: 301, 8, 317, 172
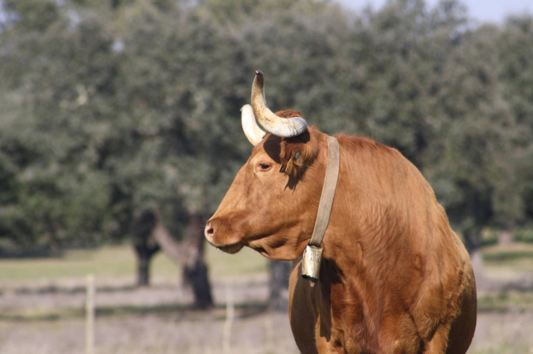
221, 0, 354, 134
108, 0, 243, 305
423, 24, 519, 279
0, 0, 114, 254
0, 0, 184, 286
2, 0, 533, 304
348, 0, 469, 165
498, 15, 533, 230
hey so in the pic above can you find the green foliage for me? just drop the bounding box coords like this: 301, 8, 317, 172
0, 3, 115, 251
350, 0, 469, 164
498, 16, 533, 223
1, 0, 533, 255
423, 24, 519, 244
0, 244, 266, 283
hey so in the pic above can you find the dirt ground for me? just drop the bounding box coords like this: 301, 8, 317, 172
1, 273, 533, 353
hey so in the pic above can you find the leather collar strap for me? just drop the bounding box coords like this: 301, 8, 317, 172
301, 135, 340, 282
309, 135, 340, 247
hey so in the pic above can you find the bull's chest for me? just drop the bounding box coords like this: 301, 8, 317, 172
288, 260, 365, 353
289, 261, 428, 354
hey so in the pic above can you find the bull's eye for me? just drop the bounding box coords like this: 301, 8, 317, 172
257, 162, 272, 172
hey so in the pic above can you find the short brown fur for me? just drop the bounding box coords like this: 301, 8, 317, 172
206, 112, 477, 353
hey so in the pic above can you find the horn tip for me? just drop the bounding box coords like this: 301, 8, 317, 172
255, 70, 263, 77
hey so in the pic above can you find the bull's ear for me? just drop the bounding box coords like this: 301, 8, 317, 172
279, 129, 319, 178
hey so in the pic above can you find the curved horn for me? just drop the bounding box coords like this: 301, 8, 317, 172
241, 104, 266, 146
251, 70, 307, 138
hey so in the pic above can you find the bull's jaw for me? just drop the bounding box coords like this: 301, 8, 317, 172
246, 233, 309, 261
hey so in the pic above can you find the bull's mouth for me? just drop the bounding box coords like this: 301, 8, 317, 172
212, 242, 244, 254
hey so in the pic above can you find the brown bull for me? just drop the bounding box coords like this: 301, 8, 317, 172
205, 71, 477, 353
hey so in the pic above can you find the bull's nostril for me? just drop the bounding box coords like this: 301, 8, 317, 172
204, 223, 214, 239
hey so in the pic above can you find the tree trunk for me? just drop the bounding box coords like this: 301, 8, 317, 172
498, 230, 514, 245
183, 260, 213, 308
152, 210, 214, 309
131, 211, 160, 287
134, 242, 160, 286
182, 211, 213, 309
464, 228, 485, 283
268, 260, 291, 312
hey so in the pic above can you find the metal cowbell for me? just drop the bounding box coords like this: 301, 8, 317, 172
301, 245, 323, 282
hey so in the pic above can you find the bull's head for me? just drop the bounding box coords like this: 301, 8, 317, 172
204, 71, 328, 261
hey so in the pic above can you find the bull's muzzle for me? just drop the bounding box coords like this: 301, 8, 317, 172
204, 221, 243, 254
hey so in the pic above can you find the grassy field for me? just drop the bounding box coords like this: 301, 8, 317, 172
0, 244, 268, 284
1, 243, 533, 353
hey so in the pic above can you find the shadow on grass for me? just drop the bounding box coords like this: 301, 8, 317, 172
95, 301, 269, 320
4, 288, 533, 322
0, 308, 85, 322
0, 301, 271, 323
483, 251, 533, 263
477, 282, 533, 314
3, 283, 176, 296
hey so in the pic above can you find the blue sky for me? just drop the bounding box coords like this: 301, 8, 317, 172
336, 0, 533, 23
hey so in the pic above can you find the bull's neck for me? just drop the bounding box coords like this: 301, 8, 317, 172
308, 135, 340, 248
301, 135, 340, 281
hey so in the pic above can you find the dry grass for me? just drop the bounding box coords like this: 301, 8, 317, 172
483, 242, 533, 272
1, 243, 533, 353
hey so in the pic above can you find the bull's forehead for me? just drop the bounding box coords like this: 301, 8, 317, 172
253, 129, 314, 163
253, 134, 282, 164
